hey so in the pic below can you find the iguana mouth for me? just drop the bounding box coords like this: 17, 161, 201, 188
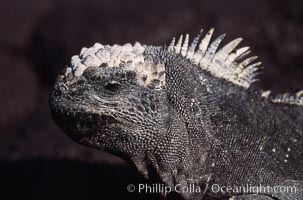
50, 101, 119, 138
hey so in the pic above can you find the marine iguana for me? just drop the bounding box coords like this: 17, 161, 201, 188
50, 28, 303, 200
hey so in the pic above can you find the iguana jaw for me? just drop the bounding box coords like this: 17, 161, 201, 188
50, 97, 119, 146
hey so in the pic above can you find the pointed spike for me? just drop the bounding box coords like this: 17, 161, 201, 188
198, 28, 214, 56
238, 67, 258, 82
213, 37, 243, 65
175, 35, 183, 54
261, 90, 271, 98
234, 46, 250, 58
296, 90, 303, 97
218, 38, 243, 59
227, 46, 250, 64
235, 50, 251, 61
234, 61, 262, 88
248, 62, 262, 70
242, 56, 259, 67
241, 62, 262, 75
187, 29, 203, 59
192, 28, 214, 63
181, 34, 189, 56
271, 92, 303, 106
168, 37, 176, 52
205, 33, 226, 57
199, 33, 226, 70
171, 28, 264, 89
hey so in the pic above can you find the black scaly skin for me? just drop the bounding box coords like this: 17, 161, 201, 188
50, 46, 303, 200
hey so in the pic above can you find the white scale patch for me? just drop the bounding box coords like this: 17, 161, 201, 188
167, 28, 303, 106
168, 28, 261, 89
271, 91, 303, 106
65, 28, 302, 105
261, 90, 303, 106
68, 42, 165, 90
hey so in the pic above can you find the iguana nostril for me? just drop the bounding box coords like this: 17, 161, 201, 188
104, 82, 121, 92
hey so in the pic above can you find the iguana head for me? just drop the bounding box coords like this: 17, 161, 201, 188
50, 28, 265, 170
50, 43, 168, 159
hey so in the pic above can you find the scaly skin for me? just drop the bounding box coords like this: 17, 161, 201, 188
50, 30, 303, 200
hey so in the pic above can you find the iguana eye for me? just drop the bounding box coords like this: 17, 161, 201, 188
104, 82, 121, 92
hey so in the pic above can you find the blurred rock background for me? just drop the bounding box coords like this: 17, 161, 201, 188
0, 0, 302, 199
